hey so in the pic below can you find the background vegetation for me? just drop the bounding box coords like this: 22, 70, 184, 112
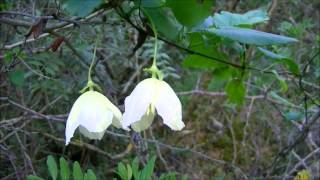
0, 0, 319, 179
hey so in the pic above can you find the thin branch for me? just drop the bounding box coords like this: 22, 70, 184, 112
0, 97, 65, 122
1, 9, 107, 50
149, 128, 170, 171
177, 90, 316, 111
268, 109, 320, 175
40, 132, 131, 160
288, 148, 320, 175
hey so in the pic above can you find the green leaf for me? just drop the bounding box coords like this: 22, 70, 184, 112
258, 47, 287, 59
183, 33, 227, 69
268, 91, 295, 107
207, 27, 298, 45
135, 0, 165, 7
27, 175, 45, 180
159, 172, 178, 180
131, 157, 140, 180
208, 67, 234, 91
126, 164, 132, 180
59, 157, 70, 180
65, 0, 102, 17
212, 9, 269, 27
8, 70, 25, 87
47, 155, 58, 180
166, 0, 212, 27
225, 79, 246, 105
84, 169, 97, 180
140, 156, 156, 180
143, 7, 182, 41
183, 54, 223, 69
182, 174, 189, 180
284, 111, 304, 121
117, 162, 128, 180
73, 162, 83, 180
3, 51, 15, 64
258, 47, 300, 75
271, 70, 288, 93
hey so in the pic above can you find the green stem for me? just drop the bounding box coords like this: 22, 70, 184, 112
140, 7, 158, 69
88, 44, 97, 83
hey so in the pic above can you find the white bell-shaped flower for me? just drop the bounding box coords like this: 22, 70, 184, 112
122, 78, 184, 132
65, 91, 122, 145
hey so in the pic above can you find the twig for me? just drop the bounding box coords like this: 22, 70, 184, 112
177, 90, 315, 111
177, 90, 264, 99
288, 148, 320, 175
268, 109, 320, 175
1, 9, 107, 50
225, 113, 238, 164
14, 131, 36, 176
0, 114, 67, 126
0, 144, 22, 180
0, 97, 65, 122
0, 120, 30, 143
121, 59, 149, 94
242, 97, 256, 145
40, 132, 130, 160
149, 128, 170, 171
17, 56, 52, 79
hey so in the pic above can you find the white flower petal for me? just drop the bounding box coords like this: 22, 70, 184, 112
132, 105, 155, 132
103, 97, 122, 128
154, 80, 184, 130
65, 101, 81, 145
65, 91, 114, 145
122, 78, 157, 130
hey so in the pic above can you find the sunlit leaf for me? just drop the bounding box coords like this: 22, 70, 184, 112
206, 27, 298, 45
212, 9, 269, 27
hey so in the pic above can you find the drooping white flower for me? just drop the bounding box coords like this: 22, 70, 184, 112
65, 91, 122, 145
122, 78, 184, 132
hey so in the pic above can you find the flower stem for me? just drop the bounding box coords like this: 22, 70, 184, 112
140, 7, 163, 79
88, 44, 97, 83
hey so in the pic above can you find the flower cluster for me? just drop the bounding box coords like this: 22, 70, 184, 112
65, 21, 184, 145
65, 77, 184, 145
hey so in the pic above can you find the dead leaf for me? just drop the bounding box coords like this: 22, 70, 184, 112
25, 17, 48, 39
50, 36, 65, 52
